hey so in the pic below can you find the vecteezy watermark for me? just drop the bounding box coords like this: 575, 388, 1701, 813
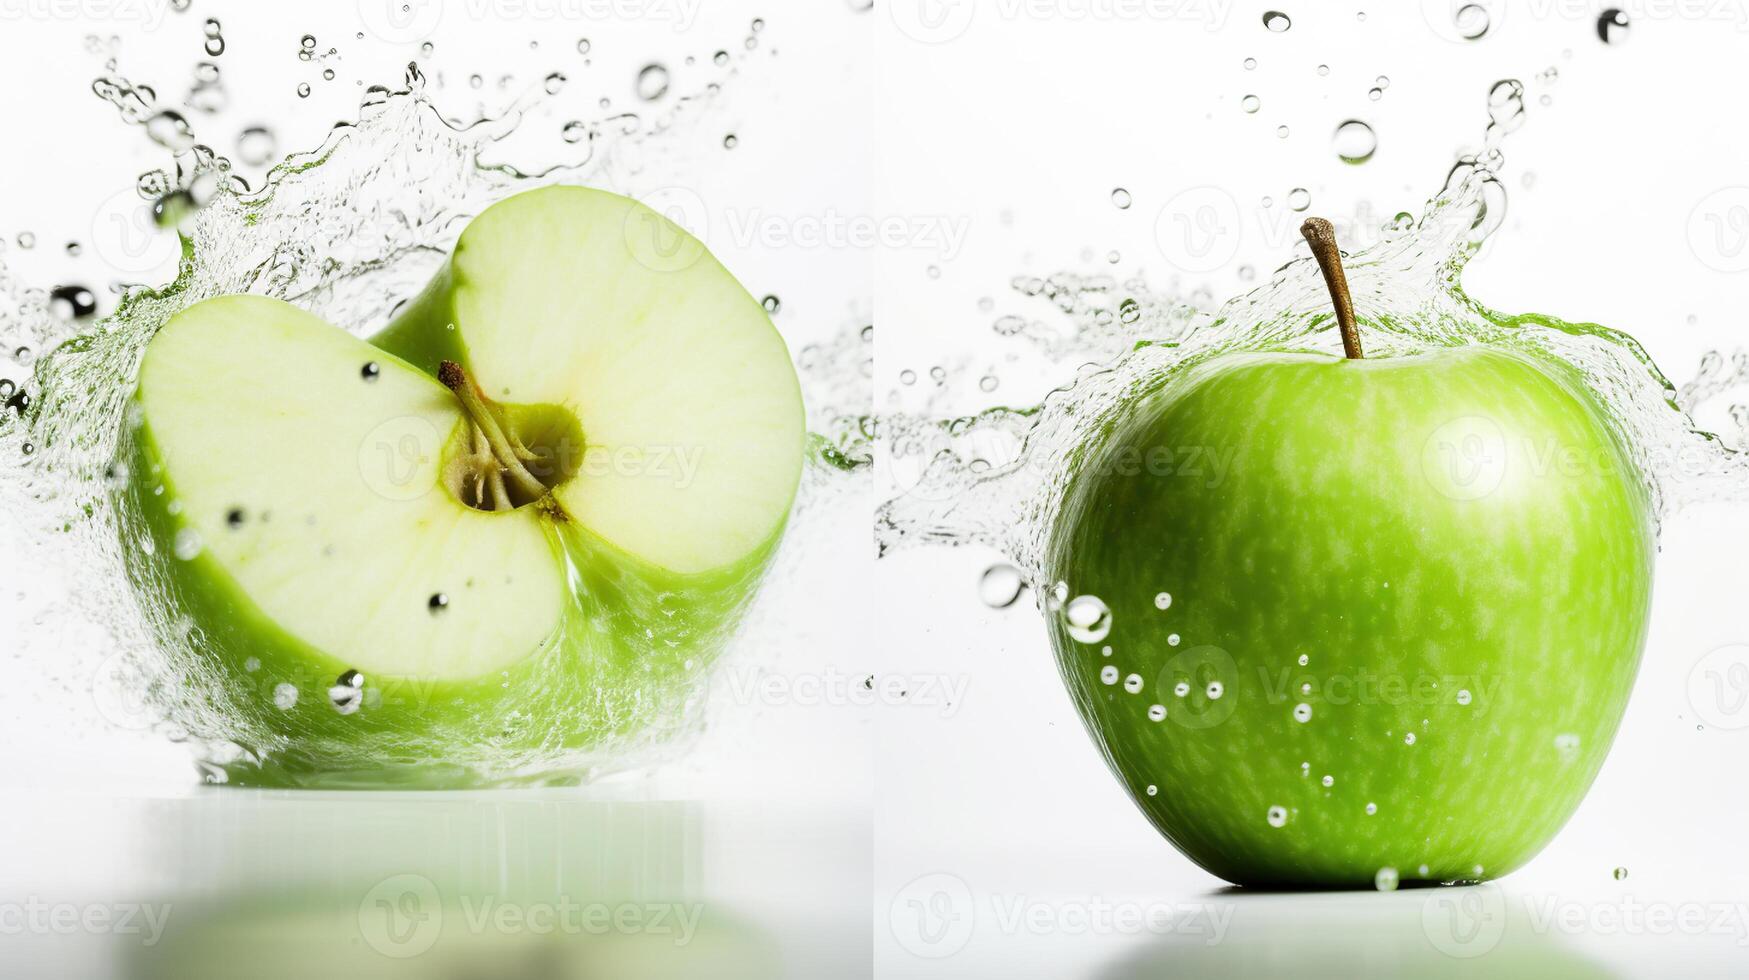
1417, 414, 1722, 502
0, 898, 173, 946
0, 0, 174, 29
1424, 884, 1749, 958
357, 0, 705, 44
1688, 642, 1749, 730
357, 874, 706, 960
888, 872, 1233, 959
889, 0, 1235, 44
1687, 187, 1749, 273
89, 185, 180, 276
627, 186, 973, 274
1152, 189, 1408, 275
717, 667, 970, 718
1257, 666, 1503, 713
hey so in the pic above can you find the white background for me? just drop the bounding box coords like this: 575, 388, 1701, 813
0, 0, 1747, 977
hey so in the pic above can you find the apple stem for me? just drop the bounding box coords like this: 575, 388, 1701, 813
438, 360, 549, 506
1300, 217, 1364, 360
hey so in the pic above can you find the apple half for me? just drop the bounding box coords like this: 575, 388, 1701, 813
117, 187, 804, 787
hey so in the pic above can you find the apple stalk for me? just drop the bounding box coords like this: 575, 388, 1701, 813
438, 359, 548, 510
1300, 217, 1364, 360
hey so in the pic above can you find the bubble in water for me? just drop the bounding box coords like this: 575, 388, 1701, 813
1554, 733, 1581, 760
204, 36, 225, 57
1316, 64, 1329, 77
1262, 11, 1291, 31
428, 593, 449, 614
1365, 802, 1378, 815
48, 284, 97, 320
544, 72, 568, 95
1454, 4, 1491, 40
713, 50, 731, 66
1243, 57, 1257, 70
1275, 125, 1289, 139
1376, 75, 1390, 89
1293, 703, 1313, 723
1124, 673, 1143, 694
978, 375, 998, 392
561, 121, 588, 144
1456, 689, 1472, 705
328, 682, 362, 715
1333, 120, 1377, 164
723, 134, 739, 149
1287, 188, 1311, 211
1100, 665, 1119, 685
1063, 594, 1112, 643
1404, 732, 1417, 745
636, 64, 670, 101
1597, 8, 1629, 43
1241, 94, 1261, 114
145, 110, 196, 151
1374, 866, 1400, 892
272, 683, 298, 710
172, 527, 202, 561
1297, 654, 1309, 666
1203, 681, 1223, 700
1173, 681, 1190, 697
296, 82, 311, 98
762, 295, 781, 314
236, 126, 276, 166
1613, 866, 1628, 880
1321, 774, 1334, 787
978, 563, 1026, 608
1153, 591, 1171, 610
1369, 87, 1384, 101
1266, 805, 1288, 827
576, 38, 591, 54
1110, 187, 1132, 209
1147, 704, 1166, 722
899, 369, 916, 385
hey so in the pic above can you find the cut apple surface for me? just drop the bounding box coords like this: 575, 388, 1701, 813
119, 185, 805, 786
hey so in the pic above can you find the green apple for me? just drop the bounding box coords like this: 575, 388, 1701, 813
116, 186, 804, 787
1045, 219, 1653, 887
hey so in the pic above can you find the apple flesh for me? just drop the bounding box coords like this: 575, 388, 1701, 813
1046, 345, 1653, 887
117, 187, 804, 787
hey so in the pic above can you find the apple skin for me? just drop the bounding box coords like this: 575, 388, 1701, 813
1045, 346, 1653, 888
117, 417, 781, 787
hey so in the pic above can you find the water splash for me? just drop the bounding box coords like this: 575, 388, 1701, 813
874, 81, 1749, 588
0, 26, 856, 783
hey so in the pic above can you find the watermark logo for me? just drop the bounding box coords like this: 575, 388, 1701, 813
1422, 883, 1507, 958
358, 874, 444, 958
1154, 645, 1239, 729
90, 186, 178, 275
1422, 414, 1508, 501
91, 651, 156, 731
357, 0, 443, 42
1421, 0, 1507, 42
890, 873, 976, 959
1154, 187, 1242, 274
627, 186, 710, 274
1687, 187, 1749, 273
1688, 642, 1749, 730
357, 415, 443, 502
891, 0, 977, 42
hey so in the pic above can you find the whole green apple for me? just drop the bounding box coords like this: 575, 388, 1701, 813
116, 186, 805, 787
1045, 219, 1653, 887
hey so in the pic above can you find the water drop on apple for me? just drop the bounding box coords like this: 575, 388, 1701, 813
1267, 806, 1288, 827
1124, 673, 1143, 694
1100, 665, 1119, 685
1153, 591, 1171, 610
1148, 705, 1165, 722
1374, 866, 1399, 891
978, 563, 1025, 608
1063, 594, 1112, 643
1294, 703, 1313, 723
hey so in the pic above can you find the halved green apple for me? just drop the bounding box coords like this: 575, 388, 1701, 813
117, 187, 804, 787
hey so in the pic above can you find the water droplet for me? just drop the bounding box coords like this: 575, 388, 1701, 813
1293, 703, 1313, 723
1267, 805, 1288, 827
899, 369, 917, 385
1554, 733, 1581, 760
1243, 57, 1257, 70
723, 134, 738, 149
428, 593, 449, 613
1454, 3, 1491, 40
1145, 784, 1158, 796
145, 110, 196, 151
635, 63, 670, 101
1063, 595, 1112, 644
243, 657, 260, 673
1124, 673, 1144, 694
48, 285, 96, 320
576, 38, 591, 54
978, 375, 998, 392
713, 50, 730, 66
1173, 681, 1190, 697
1316, 64, 1329, 76
1205, 681, 1224, 700
1365, 802, 1378, 815
328, 682, 361, 715
172, 527, 202, 561
1376, 75, 1390, 89
296, 82, 311, 98
300, 34, 316, 50
1153, 591, 1172, 610
225, 508, 245, 529
1262, 11, 1291, 31
1368, 87, 1383, 101
1100, 665, 1119, 685
236, 126, 276, 166
1321, 774, 1334, 787
1241, 94, 1261, 114
1597, 8, 1629, 43
1333, 119, 1377, 164
1110, 187, 1132, 209
204, 36, 225, 57
1167, 633, 1180, 646
273, 683, 298, 710
1456, 689, 1472, 705
762, 295, 781, 314
1375, 867, 1400, 892
978, 564, 1025, 608
1613, 866, 1628, 880
562, 120, 589, 144
1287, 188, 1311, 211
1147, 704, 1166, 722
544, 72, 568, 95
1298, 654, 1309, 666
1275, 125, 1289, 139
1404, 732, 1417, 745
